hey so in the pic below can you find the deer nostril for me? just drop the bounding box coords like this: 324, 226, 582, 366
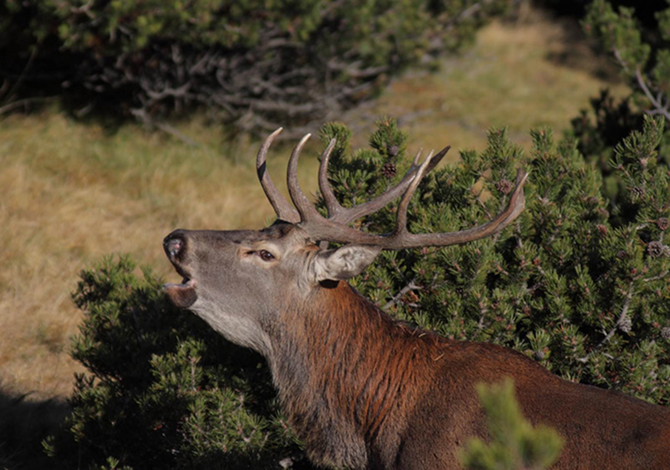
164, 237, 184, 258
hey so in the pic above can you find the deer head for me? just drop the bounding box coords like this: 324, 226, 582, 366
163, 128, 528, 358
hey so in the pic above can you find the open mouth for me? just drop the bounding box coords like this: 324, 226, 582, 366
163, 276, 198, 308
163, 232, 198, 308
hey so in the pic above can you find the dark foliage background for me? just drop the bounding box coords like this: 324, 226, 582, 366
0, 0, 510, 135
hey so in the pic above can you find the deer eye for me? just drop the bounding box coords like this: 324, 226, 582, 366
258, 250, 275, 262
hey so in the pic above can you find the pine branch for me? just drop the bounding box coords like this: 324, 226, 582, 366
643, 270, 669, 282
635, 69, 670, 120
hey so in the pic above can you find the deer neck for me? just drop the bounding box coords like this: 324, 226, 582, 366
266, 281, 438, 468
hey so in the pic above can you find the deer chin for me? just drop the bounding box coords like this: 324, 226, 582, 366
163, 278, 198, 308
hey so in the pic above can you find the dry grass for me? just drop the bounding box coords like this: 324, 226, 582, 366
0, 114, 320, 400
0, 12, 629, 405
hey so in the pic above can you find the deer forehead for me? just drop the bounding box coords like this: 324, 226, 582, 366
248, 225, 316, 251
223, 225, 318, 269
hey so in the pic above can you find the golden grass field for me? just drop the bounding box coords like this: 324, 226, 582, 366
0, 12, 627, 407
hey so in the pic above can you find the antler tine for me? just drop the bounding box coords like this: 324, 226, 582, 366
327, 145, 451, 226
412, 148, 423, 165
287, 134, 323, 222
395, 150, 434, 235
317, 138, 342, 218
257, 128, 301, 224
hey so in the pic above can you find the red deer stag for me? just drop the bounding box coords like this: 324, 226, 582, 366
163, 129, 670, 469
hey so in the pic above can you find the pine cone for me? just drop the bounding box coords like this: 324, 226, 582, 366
618, 314, 632, 333
657, 217, 669, 231
630, 186, 645, 199
381, 163, 397, 179
388, 145, 399, 157
647, 241, 669, 258
585, 196, 600, 206
495, 178, 513, 194
661, 327, 670, 340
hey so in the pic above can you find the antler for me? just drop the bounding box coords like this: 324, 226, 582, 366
318, 140, 450, 225
256, 128, 301, 223
257, 129, 528, 250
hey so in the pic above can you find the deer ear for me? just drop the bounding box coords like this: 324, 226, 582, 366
311, 245, 381, 282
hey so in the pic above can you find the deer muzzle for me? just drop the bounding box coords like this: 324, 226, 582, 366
163, 230, 198, 308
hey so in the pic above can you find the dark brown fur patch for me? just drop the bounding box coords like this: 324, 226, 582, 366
266, 282, 670, 469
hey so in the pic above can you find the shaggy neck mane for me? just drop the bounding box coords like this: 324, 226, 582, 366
267, 281, 443, 468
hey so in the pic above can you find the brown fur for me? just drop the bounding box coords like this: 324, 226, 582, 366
268, 281, 670, 469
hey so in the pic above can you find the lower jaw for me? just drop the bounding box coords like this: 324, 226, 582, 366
163, 279, 197, 308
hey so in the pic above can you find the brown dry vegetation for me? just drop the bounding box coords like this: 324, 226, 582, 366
0, 12, 627, 408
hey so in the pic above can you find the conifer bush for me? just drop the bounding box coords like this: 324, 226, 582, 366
0, 0, 508, 133
326, 116, 670, 404
51, 117, 670, 468
583, 0, 670, 118
569, 0, 670, 206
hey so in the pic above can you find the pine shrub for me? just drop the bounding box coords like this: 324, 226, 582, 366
0, 0, 509, 133
580, 0, 670, 144
330, 116, 670, 405
568, 0, 670, 207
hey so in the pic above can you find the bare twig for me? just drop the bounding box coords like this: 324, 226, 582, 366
130, 108, 201, 147
155, 122, 201, 147
145, 82, 192, 101
0, 96, 58, 115
635, 69, 670, 120
2, 45, 39, 104
576, 280, 635, 363
612, 47, 670, 120
383, 279, 422, 311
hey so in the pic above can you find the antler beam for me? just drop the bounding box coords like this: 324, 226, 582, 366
257, 129, 528, 250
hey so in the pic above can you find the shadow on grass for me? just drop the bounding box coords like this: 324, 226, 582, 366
0, 386, 69, 469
